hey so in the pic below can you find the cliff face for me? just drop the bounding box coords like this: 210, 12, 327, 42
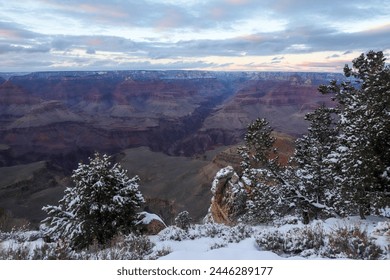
201, 77, 335, 137
0, 71, 338, 163
0, 72, 234, 162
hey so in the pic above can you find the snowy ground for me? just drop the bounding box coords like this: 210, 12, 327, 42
0, 215, 389, 260
153, 216, 389, 260
153, 236, 293, 260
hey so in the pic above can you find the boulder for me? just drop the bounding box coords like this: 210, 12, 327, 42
136, 211, 167, 235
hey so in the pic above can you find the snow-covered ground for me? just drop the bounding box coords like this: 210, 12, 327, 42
153, 216, 389, 260
1, 215, 389, 260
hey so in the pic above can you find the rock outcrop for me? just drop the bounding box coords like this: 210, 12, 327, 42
205, 166, 247, 225
136, 211, 167, 235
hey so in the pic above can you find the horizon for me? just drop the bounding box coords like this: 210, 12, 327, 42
0, 69, 345, 74
0, 0, 389, 72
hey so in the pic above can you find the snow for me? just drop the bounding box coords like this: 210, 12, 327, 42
155, 237, 290, 260
137, 212, 166, 226
215, 166, 234, 179
1, 216, 389, 260
150, 216, 389, 260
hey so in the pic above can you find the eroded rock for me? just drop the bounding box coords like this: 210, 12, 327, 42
205, 166, 247, 225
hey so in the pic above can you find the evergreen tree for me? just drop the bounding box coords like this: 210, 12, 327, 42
291, 105, 340, 220
41, 153, 144, 250
319, 50, 390, 218
238, 118, 285, 224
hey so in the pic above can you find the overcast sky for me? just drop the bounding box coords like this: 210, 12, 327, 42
0, 0, 389, 72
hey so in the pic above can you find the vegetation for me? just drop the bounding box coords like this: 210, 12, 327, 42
41, 153, 144, 250
210, 51, 390, 224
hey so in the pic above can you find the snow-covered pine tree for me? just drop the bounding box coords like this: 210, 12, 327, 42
319, 51, 390, 218
41, 153, 144, 250
290, 105, 340, 220
238, 118, 285, 224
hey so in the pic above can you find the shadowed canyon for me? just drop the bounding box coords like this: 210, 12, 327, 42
0, 70, 341, 224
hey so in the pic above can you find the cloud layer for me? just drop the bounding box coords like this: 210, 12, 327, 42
0, 0, 389, 71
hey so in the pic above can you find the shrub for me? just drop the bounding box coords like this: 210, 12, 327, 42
283, 224, 325, 254
175, 211, 192, 231
209, 240, 228, 250
158, 226, 188, 241
326, 224, 384, 260
256, 222, 386, 259
256, 229, 285, 254
256, 223, 325, 257
224, 224, 254, 243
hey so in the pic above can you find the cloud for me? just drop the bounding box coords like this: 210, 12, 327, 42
0, 1, 389, 71
0, 44, 50, 54
86, 48, 96, 54
0, 21, 43, 44
326, 54, 340, 59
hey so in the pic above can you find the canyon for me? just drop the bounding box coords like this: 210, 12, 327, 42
0, 70, 341, 224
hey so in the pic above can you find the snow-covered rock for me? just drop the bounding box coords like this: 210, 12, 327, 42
136, 211, 167, 235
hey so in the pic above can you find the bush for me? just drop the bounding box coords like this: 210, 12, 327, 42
85, 233, 155, 260
256, 223, 325, 257
256, 229, 285, 254
158, 223, 254, 245
31, 240, 75, 260
175, 211, 192, 231
158, 226, 188, 241
0, 232, 166, 260
224, 224, 254, 243
256, 222, 385, 259
0, 244, 31, 260
326, 224, 384, 260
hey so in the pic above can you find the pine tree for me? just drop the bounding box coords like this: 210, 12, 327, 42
238, 118, 277, 170
41, 153, 144, 250
291, 105, 340, 220
238, 118, 285, 224
319, 51, 390, 218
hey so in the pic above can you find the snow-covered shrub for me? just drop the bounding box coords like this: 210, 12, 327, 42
0, 243, 32, 260
203, 223, 229, 239
0, 228, 41, 243
41, 153, 144, 250
273, 215, 300, 226
256, 229, 285, 254
86, 233, 154, 260
148, 246, 172, 260
283, 223, 325, 255
372, 221, 390, 236
158, 226, 188, 241
256, 223, 325, 257
209, 240, 228, 250
31, 239, 75, 260
326, 224, 384, 259
224, 224, 254, 243
175, 211, 192, 231
0, 232, 161, 260
158, 223, 253, 245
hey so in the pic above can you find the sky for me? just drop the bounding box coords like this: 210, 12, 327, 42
0, 0, 389, 72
